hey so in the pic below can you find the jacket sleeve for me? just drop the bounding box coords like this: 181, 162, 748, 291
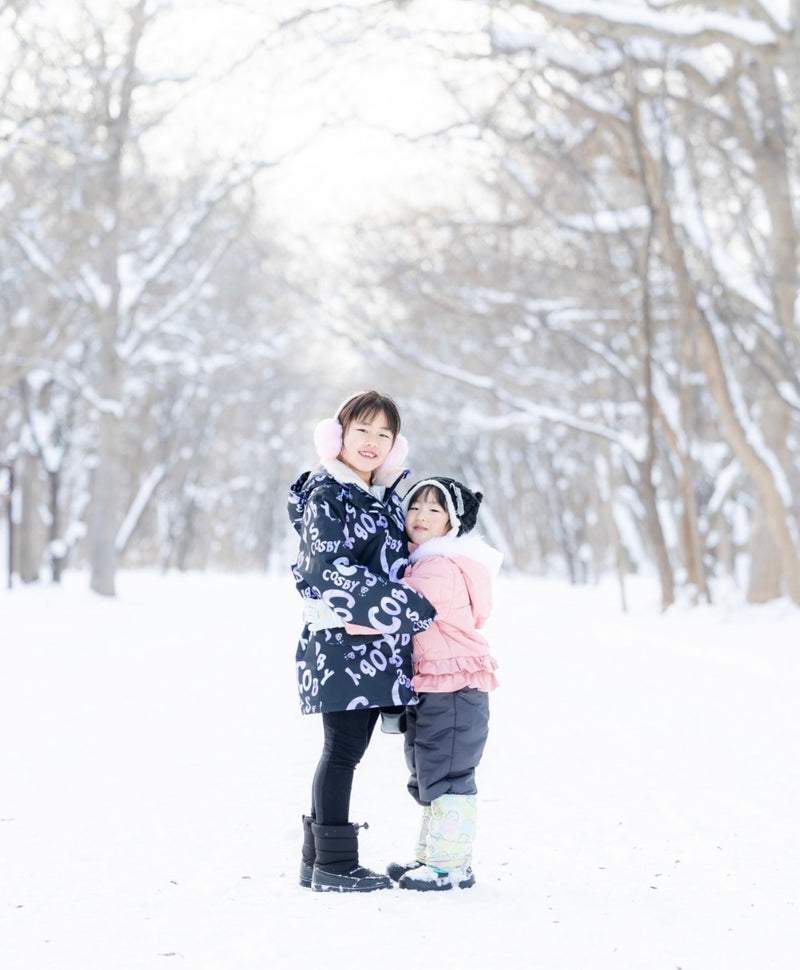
294, 490, 436, 636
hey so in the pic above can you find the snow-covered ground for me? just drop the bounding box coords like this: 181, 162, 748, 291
2, 569, 799, 969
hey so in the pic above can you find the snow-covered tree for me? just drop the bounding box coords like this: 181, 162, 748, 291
1, 0, 290, 592
324, 0, 800, 607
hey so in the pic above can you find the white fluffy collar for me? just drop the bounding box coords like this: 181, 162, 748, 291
409, 532, 503, 577
320, 458, 402, 498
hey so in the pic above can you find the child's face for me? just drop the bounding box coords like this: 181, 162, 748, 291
339, 409, 394, 484
405, 495, 451, 542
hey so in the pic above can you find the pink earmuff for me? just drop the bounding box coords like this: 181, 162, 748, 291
313, 418, 343, 460
381, 434, 408, 474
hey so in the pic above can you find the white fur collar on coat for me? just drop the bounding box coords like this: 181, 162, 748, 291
320, 457, 404, 499
409, 532, 503, 577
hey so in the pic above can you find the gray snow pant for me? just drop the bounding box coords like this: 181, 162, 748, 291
404, 687, 490, 805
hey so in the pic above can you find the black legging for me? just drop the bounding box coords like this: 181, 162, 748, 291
311, 708, 381, 825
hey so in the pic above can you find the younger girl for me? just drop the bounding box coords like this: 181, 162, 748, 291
388, 476, 501, 892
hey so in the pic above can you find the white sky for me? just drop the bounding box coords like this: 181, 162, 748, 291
140, 0, 487, 228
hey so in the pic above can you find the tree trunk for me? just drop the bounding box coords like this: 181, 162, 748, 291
639, 218, 675, 611
89, 1, 147, 596
667, 327, 711, 604
47, 468, 64, 583
747, 502, 782, 603
677, 375, 711, 603
89, 338, 122, 597
636, 455, 675, 610
746, 391, 789, 603
628, 78, 675, 611
693, 319, 800, 604
598, 447, 628, 612
655, 154, 800, 604
89, 296, 122, 592
17, 451, 40, 584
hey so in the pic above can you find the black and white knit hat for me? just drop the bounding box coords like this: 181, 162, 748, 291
402, 476, 483, 537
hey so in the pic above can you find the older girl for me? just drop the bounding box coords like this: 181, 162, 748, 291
288, 390, 436, 892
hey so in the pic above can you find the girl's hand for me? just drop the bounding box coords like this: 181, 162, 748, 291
303, 598, 343, 631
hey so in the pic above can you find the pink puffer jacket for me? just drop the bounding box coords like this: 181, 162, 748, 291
401, 533, 501, 694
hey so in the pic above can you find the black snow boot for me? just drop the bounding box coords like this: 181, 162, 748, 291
299, 814, 315, 888
311, 822, 392, 893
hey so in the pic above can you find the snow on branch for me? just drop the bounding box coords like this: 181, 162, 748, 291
115, 462, 166, 554
460, 399, 646, 459
702, 297, 794, 509
117, 235, 232, 362
116, 162, 273, 326
80, 385, 124, 418
9, 230, 59, 280
333, 317, 647, 461
518, 0, 781, 47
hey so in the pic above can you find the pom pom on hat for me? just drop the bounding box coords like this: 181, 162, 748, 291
403, 476, 483, 536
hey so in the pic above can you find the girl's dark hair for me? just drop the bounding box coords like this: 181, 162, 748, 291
337, 390, 401, 438
408, 484, 447, 508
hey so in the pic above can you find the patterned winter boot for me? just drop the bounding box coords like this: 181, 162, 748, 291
398, 793, 477, 891
311, 821, 392, 892
299, 814, 315, 888
386, 804, 431, 882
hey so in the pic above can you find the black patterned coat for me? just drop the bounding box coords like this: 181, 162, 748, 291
288, 462, 436, 715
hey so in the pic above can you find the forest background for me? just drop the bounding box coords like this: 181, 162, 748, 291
2, 0, 799, 612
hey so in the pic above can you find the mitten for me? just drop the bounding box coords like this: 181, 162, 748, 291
303, 598, 344, 631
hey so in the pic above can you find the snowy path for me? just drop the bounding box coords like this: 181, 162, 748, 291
2, 571, 799, 969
